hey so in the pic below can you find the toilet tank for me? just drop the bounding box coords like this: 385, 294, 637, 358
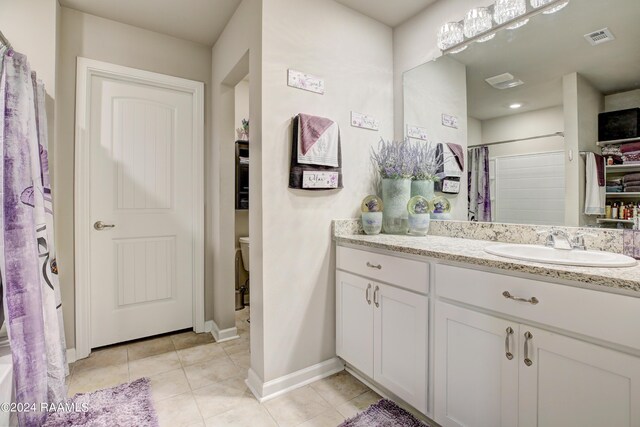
239, 237, 250, 272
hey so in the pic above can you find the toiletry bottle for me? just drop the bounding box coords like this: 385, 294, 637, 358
612, 202, 618, 220
606, 204, 612, 219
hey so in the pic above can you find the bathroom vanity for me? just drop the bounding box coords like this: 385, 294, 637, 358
334, 230, 640, 427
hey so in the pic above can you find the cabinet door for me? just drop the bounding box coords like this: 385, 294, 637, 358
519, 325, 640, 427
373, 283, 429, 414
336, 271, 374, 377
434, 302, 519, 427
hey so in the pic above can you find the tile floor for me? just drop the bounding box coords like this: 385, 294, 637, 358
66, 308, 381, 427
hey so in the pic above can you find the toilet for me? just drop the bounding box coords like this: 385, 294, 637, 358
239, 237, 250, 271
237, 237, 250, 313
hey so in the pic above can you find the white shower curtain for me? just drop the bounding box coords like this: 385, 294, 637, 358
1, 46, 68, 426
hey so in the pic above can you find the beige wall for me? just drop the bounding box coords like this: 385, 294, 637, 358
403, 56, 468, 220
393, 0, 492, 140
563, 72, 603, 227
479, 106, 565, 158
260, 0, 393, 382
0, 0, 58, 172
55, 7, 212, 347
210, 0, 263, 376
234, 80, 250, 249
605, 89, 640, 112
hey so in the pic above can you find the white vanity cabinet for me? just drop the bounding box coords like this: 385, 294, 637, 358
435, 264, 640, 427
336, 246, 429, 414
434, 302, 519, 427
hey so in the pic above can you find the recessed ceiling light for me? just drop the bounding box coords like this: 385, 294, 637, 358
509, 103, 523, 109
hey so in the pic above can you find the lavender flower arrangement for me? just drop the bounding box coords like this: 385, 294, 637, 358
413, 141, 445, 181
371, 138, 415, 180
413, 198, 430, 214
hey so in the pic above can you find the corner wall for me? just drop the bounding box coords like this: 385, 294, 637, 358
563, 72, 603, 227
259, 0, 394, 383
56, 8, 212, 347
210, 0, 263, 376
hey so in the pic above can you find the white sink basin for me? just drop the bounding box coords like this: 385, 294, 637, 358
485, 244, 638, 268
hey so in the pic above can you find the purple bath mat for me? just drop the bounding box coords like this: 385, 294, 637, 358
43, 378, 159, 427
339, 399, 429, 427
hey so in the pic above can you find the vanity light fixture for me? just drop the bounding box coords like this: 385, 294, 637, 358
530, 0, 569, 14
464, 7, 495, 42
437, 22, 467, 53
494, 0, 529, 29
439, 0, 570, 55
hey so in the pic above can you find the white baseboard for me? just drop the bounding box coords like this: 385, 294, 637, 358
204, 320, 214, 333
67, 348, 77, 363
210, 320, 239, 343
246, 357, 345, 402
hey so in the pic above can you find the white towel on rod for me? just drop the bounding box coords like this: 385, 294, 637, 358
584, 152, 605, 215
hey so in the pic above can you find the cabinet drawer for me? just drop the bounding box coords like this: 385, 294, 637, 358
436, 264, 640, 352
337, 246, 429, 295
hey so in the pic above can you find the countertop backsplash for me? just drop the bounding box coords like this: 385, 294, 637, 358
333, 218, 624, 254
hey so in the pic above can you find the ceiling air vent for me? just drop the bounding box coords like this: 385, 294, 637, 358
485, 73, 524, 90
584, 28, 615, 46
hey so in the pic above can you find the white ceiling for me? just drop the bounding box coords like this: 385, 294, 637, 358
450, 0, 640, 120
59, 0, 242, 46
60, 0, 437, 48
330, 0, 438, 27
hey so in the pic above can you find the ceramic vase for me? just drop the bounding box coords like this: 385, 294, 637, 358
408, 213, 431, 235
411, 179, 436, 200
382, 178, 411, 234
361, 212, 383, 235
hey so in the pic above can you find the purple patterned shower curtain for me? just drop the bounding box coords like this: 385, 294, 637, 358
1, 47, 68, 426
468, 146, 492, 222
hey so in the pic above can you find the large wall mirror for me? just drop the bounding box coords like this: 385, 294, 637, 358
403, 0, 640, 227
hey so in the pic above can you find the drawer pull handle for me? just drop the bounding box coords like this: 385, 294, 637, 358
505, 327, 514, 360
366, 262, 382, 270
524, 331, 533, 366
502, 291, 539, 305
365, 284, 372, 305
373, 285, 380, 308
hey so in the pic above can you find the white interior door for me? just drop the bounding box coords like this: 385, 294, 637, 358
88, 74, 197, 348
434, 302, 519, 427
519, 325, 640, 427
373, 284, 428, 414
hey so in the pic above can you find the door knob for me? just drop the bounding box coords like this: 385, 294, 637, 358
94, 221, 115, 231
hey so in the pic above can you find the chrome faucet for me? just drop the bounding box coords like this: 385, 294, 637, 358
543, 229, 573, 250
539, 229, 595, 250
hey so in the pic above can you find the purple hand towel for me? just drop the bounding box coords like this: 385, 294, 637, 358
446, 143, 464, 171
621, 141, 640, 153
623, 173, 640, 183
594, 153, 605, 186
298, 113, 334, 155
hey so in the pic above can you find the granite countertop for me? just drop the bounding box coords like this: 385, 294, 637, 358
334, 233, 640, 295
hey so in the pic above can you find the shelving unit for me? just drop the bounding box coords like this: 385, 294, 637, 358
600, 144, 640, 227
606, 164, 640, 173
597, 137, 640, 147
606, 192, 640, 198
597, 218, 634, 225
235, 140, 249, 210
